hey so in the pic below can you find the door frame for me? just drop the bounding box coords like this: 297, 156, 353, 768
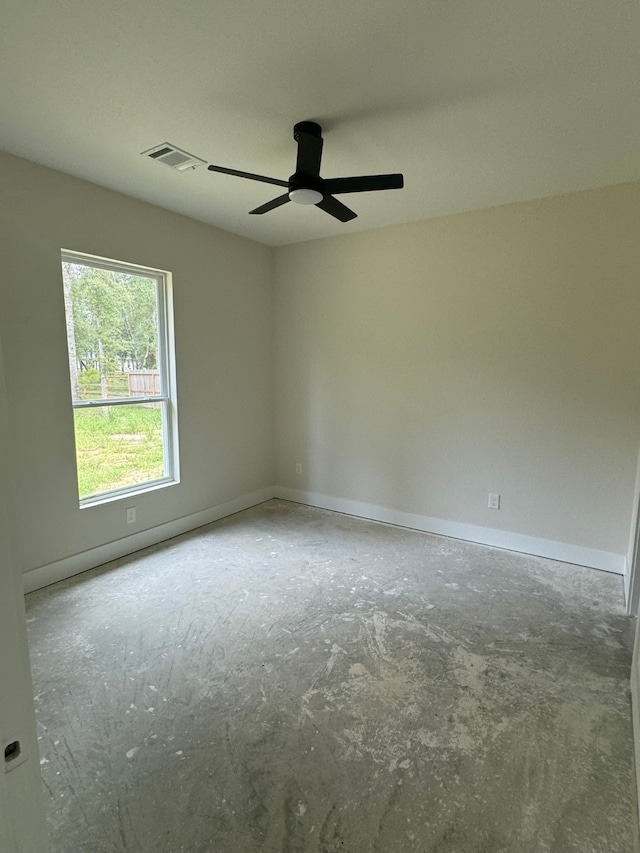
0, 332, 49, 851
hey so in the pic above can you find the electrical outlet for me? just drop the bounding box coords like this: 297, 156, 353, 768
126, 507, 136, 524
488, 493, 500, 510
3, 739, 27, 772
295, 463, 302, 475
4, 740, 20, 763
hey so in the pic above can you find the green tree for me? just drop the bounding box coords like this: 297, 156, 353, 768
62, 264, 159, 398
118, 276, 158, 370
62, 262, 80, 399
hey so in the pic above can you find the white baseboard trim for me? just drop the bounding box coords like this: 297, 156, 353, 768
23, 485, 626, 594
22, 487, 274, 594
274, 486, 626, 576
625, 567, 633, 612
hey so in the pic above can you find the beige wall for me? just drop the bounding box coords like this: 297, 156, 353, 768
1, 148, 639, 577
273, 183, 640, 560
0, 151, 273, 574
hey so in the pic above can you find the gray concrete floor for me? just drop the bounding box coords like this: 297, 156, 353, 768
26, 499, 636, 852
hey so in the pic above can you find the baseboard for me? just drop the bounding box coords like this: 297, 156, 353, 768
23, 485, 626, 594
626, 567, 634, 613
22, 487, 274, 594
274, 486, 626, 576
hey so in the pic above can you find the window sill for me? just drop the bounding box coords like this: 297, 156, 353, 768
79, 476, 178, 509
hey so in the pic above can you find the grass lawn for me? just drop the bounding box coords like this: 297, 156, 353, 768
74, 405, 164, 499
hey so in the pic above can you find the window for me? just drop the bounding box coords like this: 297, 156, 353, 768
61, 251, 179, 505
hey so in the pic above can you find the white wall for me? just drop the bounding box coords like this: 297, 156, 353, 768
625, 448, 640, 611
0, 151, 273, 580
0, 330, 49, 852
273, 182, 640, 568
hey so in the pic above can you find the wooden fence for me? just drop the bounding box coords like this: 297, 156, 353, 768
128, 371, 160, 396
78, 370, 160, 401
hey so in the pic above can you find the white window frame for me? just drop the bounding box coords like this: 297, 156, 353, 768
61, 249, 180, 507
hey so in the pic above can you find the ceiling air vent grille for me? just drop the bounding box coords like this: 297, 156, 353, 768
141, 143, 206, 172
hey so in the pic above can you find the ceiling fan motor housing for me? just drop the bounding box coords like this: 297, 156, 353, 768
288, 173, 324, 194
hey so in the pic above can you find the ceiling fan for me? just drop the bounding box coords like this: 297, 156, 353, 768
207, 121, 404, 222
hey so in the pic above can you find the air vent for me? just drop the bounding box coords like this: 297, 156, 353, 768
141, 143, 206, 172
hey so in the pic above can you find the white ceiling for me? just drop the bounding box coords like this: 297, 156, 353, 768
1, 0, 639, 246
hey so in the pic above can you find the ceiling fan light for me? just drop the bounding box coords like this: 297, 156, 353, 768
289, 188, 323, 205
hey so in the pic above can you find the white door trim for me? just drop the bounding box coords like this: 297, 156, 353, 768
0, 333, 49, 852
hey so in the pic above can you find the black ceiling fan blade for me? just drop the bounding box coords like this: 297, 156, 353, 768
249, 194, 291, 215
323, 174, 404, 194
295, 131, 324, 178
208, 164, 288, 188
316, 195, 357, 222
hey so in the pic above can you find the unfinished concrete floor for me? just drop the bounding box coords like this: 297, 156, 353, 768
26, 499, 635, 852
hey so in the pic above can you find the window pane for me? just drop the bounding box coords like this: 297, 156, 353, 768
61, 250, 178, 505
73, 404, 166, 500
61, 262, 161, 402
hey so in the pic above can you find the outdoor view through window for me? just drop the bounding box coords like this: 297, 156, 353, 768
61, 251, 177, 504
